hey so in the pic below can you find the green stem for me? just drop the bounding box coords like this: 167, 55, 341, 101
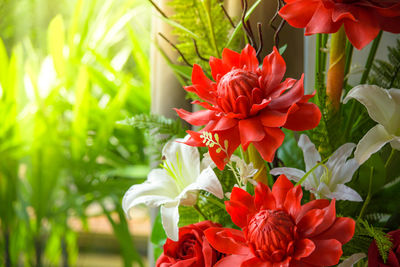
203, 3, 219, 57
343, 40, 354, 90
384, 148, 396, 169
314, 33, 322, 101
357, 167, 374, 222
344, 31, 383, 140
193, 204, 207, 220
295, 158, 329, 187
360, 31, 382, 84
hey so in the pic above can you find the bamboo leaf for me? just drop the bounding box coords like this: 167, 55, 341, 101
48, 15, 66, 77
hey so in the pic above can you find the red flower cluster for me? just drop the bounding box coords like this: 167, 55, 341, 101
279, 0, 400, 49
156, 221, 224, 267
369, 229, 400, 267
204, 175, 355, 266
175, 45, 320, 170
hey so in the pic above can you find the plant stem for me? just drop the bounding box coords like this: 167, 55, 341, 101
4, 229, 11, 267
35, 237, 43, 267
360, 31, 382, 84
193, 204, 207, 220
326, 26, 347, 112
343, 40, 354, 90
344, 31, 383, 140
384, 148, 396, 169
357, 167, 374, 222
295, 158, 329, 187
202, 3, 220, 57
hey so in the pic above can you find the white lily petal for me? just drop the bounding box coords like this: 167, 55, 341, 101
329, 184, 363, 202
270, 167, 306, 182
298, 134, 321, 172
178, 167, 223, 206
326, 143, 356, 171
122, 169, 178, 218
390, 139, 400, 150
344, 85, 396, 129
388, 89, 400, 132
162, 139, 200, 184
355, 124, 394, 164
338, 253, 366, 267
201, 152, 216, 170
331, 158, 359, 186
161, 202, 180, 241
316, 182, 332, 198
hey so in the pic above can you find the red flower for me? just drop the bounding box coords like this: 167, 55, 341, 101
175, 45, 320, 170
156, 221, 224, 267
368, 229, 400, 267
279, 0, 400, 49
204, 175, 356, 266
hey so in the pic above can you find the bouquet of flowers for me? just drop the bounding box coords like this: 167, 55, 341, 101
122, 0, 400, 266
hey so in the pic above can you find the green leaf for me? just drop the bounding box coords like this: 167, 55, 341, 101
277, 130, 305, 170
157, 15, 200, 40
47, 15, 66, 77
151, 212, 166, 261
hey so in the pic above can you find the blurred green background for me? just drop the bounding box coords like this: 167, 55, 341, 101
0, 0, 152, 266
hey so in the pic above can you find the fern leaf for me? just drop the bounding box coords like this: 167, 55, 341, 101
370, 39, 400, 88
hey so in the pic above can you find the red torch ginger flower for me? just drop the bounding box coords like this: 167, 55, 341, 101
175, 45, 321, 170
279, 0, 400, 49
204, 175, 356, 266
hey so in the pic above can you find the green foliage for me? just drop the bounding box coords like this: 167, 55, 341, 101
120, 113, 188, 159
344, 219, 393, 263
370, 39, 400, 89
168, 0, 234, 70
277, 130, 305, 170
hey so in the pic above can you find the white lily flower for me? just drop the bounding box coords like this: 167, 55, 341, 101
230, 155, 258, 186
122, 138, 223, 241
343, 85, 400, 164
270, 134, 362, 201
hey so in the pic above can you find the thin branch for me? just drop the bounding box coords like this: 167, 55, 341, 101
269, 0, 282, 32
256, 23, 264, 59
158, 33, 193, 67
147, 0, 168, 18
192, 39, 209, 62
240, 0, 255, 48
220, 4, 236, 28
273, 19, 286, 48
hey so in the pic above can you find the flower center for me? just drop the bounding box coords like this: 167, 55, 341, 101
216, 69, 260, 114
247, 210, 295, 262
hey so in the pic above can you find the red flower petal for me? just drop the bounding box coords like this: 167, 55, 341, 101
222, 48, 241, 69
309, 199, 337, 237
210, 57, 231, 82
241, 256, 272, 267
343, 9, 380, 49
254, 182, 276, 211
313, 217, 355, 245
279, 0, 320, 28
296, 199, 330, 224
261, 47, 286, 91
293, 239, 315, 260
301, 239, 342, 266
225, 200, 251, 228
271, 175, 294, 209
268, 75, 305, 110
253, 127, 285, 162
240, 44, 259, 72
297, 209, 325, 237
212, 117, 238, 132
283, 102, 321, 131
260, 106, 296, 127
230, 187, 255, 211
214, 255, 253, 267
204, 228, 249, 255
175, 109, 216, 126
238, 117, 266, 150
304, 4, 341, 35
284, 185, 303, 218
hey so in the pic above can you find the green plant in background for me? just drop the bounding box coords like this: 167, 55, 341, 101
0, 0, 152, 265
